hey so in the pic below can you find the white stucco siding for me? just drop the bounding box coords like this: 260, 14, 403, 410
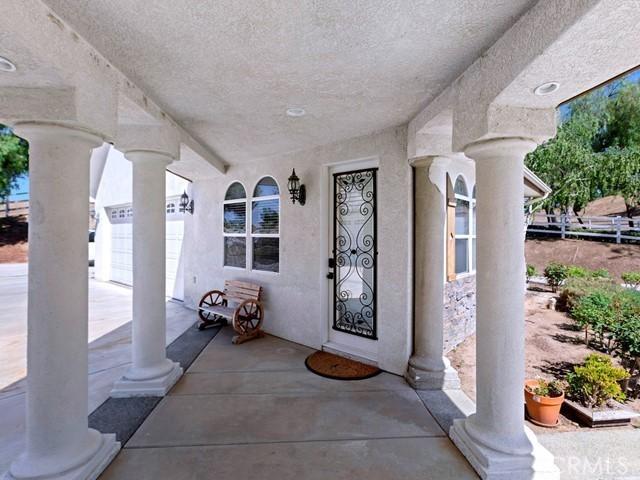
183, 126, 411, 375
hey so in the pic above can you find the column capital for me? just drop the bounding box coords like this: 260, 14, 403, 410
0, 85, 118, 140
115, 124, 180, 161
463, 136, 538, 162
453, 102, 556, 153
12, 121, 104, 150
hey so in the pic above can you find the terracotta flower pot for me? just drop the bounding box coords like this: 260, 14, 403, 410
524, 379, 564, 427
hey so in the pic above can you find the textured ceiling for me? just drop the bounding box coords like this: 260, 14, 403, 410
42, 0, 536, 163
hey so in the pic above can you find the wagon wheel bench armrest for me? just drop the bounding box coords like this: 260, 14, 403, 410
197, 280, 265, 344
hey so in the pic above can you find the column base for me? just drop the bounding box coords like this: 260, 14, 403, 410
4, 432, 119, 480
110, 361, 182, 397
450, 418, 560, 480
405, 356, 461, 390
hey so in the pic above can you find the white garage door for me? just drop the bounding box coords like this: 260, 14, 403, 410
108, 201, 185, 300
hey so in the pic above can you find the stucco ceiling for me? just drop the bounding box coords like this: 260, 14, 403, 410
41, 0, 536, 164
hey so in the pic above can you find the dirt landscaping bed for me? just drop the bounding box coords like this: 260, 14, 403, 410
0, 216, 27, 264
447, 290, 640, 432
526, 237, 640, 281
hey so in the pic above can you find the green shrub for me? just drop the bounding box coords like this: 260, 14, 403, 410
566, 265, 589, 279
566, 354, 629, 408
622, 271, 640, 288
526, 264, 537, 282
545, 263, 568, 291
591, 268, 610, 279
610, 290, 640, 362
559, 277, 618, 311
571, 291, 615, 345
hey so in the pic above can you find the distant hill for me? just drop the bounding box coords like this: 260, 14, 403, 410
580, 195, 640, 217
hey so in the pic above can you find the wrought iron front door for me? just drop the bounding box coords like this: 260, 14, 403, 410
332, 168, 378, 339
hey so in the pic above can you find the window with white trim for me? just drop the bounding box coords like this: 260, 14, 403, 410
251, 177, 279, 272
223, 182, 247, 268
166, 203, 175, 214
111, 209, 117, 220
453, 176, 476, 275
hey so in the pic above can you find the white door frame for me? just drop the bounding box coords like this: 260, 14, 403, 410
320, 156, 379, 363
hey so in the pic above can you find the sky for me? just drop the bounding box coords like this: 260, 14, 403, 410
9, 174, 28, 201
6, 69, 640, 202
559, 68, 640, 120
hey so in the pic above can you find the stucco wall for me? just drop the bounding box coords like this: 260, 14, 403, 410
183, 126, 412, 375
443, 275, 476, 352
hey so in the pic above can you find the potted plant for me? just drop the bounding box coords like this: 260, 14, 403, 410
524, 378, 565, 427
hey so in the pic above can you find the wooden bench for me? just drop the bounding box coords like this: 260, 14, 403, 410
198, 280, 265, 344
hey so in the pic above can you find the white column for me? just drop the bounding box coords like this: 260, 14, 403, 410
6, 122, 119, 480
110, 149, 182, 397
450, 138, 558, 480
406, 157, 460, 390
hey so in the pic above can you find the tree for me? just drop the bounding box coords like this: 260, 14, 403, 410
526, 80, 640, 223
596, 82, 640, 151
598, 147, 640, 220
0, 124, 29, 201
525, 95, 602, 218
594, 82, 640, 222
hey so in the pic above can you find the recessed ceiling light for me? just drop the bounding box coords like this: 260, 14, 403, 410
286, 107, 306, 117
534, 81, 560, 96
0, 56, 16, 72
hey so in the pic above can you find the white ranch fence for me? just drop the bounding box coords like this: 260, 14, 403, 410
527, 213, 640, 243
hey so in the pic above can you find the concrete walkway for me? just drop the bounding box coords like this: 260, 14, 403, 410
0, 263, 195, 474
102, 327, 478, 480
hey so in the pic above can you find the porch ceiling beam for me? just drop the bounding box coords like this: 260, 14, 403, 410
407, 87, 454, 159
0, 0, 227, 174
452, 0, 640, 150
409, 0, 640, 155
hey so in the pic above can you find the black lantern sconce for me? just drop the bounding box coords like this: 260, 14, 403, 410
287, 168, 306, 206
179, 190, 194, 214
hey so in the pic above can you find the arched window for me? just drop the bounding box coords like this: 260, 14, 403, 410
223, 182, 247, 268
251, 177, 280, 272
453, 176, 476, 275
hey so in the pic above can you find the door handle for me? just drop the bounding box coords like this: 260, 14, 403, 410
326, 272, 334, 280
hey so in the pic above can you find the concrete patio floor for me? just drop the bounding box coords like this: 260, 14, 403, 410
0, 263, 195, 474
102, 326, 479, 480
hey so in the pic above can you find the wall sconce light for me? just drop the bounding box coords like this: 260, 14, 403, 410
179, 191, 194, 214
287, 168, 306, 206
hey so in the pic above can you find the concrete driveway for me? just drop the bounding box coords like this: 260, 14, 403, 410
0, 263, 196, 474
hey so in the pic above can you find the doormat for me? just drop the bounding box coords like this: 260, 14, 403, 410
305, 351, 381, 380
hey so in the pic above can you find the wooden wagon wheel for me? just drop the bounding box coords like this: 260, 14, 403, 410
198, 290, 227, 322
232, 299, 263, 335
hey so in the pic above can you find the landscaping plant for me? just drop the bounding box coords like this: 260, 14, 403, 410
526, 264, 537, 283
566, 354, 629, 408
559, 277, 618, 311
622, 271, 640, 289
571, 291, 615, 347
566, 265, 589, 279
544, 263, 568, 292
